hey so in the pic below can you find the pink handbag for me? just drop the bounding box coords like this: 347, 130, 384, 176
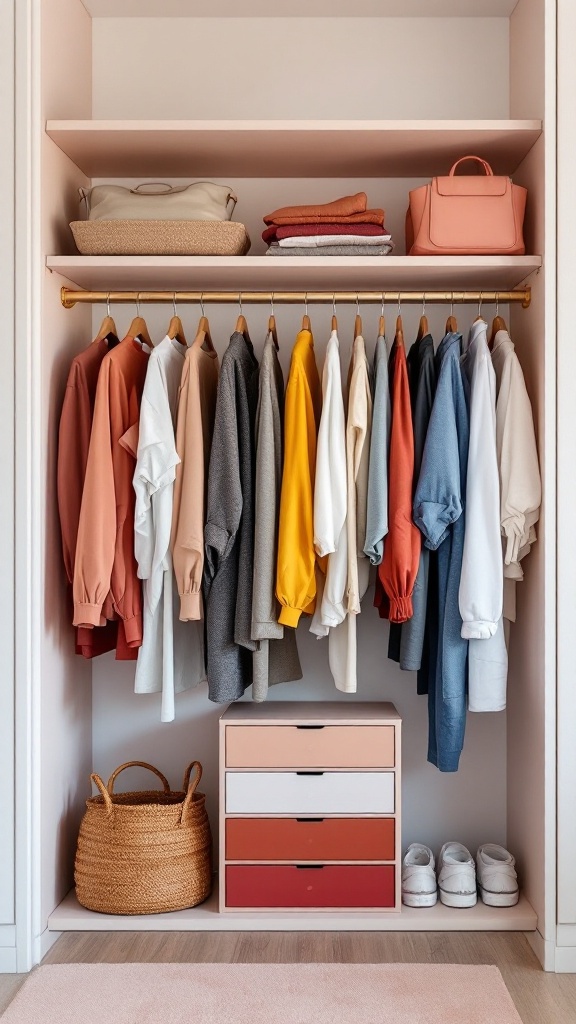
406, 155, 527, 256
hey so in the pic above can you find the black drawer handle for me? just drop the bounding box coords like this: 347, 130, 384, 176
296, 771, 324, 776
296, 725, 325, 730
295, 864, 325, 870
296, 818, 324, 823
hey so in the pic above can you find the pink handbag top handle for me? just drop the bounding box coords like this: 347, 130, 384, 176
449, 155, 494, 177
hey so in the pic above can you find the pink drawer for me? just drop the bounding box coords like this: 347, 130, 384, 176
225, 864, 395, 909
225, 725, 395, 769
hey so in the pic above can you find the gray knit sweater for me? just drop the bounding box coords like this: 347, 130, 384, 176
203, 332, 259, 703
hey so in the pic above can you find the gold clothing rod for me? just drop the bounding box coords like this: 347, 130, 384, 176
61, 287, 531, 309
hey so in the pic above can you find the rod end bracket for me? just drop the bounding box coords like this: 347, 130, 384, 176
61, 287, 76, 309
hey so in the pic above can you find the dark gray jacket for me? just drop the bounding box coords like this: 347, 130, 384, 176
204, 332, 259, 702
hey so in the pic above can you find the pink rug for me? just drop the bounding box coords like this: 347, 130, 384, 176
0, 962, 522, 1023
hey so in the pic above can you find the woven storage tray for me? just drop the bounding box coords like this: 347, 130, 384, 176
70, 219, 251, 256
75, 760, 212, 915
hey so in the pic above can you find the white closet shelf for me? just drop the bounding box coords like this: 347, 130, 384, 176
45, 120, 542, 177
46, 255, 541, 292
81, 2, 519, 17
49, 887, 537, 933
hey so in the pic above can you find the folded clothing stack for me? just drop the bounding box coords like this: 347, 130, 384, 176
262, 192, 394, 256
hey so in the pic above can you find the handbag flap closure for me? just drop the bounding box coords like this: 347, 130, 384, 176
435, 175, 509, 197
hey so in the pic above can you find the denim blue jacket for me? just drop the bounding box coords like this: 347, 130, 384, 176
413, 333, 470, 772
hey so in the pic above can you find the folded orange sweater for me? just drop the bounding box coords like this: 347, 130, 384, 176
269, 209, 385, 227
264, 192, 367, 224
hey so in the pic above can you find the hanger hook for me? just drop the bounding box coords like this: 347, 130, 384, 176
450, 291, 454, 317
333, 293, 337, 317
136, 292, 141, 317
173, 292, 177, 318
304, 292, 308, 317
397, 293, 402, 317
495, 294, 499, 317
270, 292, 275, 318
106, 291, 111, 317
381, 292, 385, 318
239, 292, 243, 317
200, 292, 205, 318
356, 294, 360, 317
478, 291, 483, 318
422, 292, 426, 317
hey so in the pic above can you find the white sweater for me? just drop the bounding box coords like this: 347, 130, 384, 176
311, 331, 348, 635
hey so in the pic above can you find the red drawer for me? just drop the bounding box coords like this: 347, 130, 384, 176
226, 818, 395, 861
225, 864, 395, 908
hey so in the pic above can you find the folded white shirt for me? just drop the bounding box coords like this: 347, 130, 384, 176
278, 233, 392, 248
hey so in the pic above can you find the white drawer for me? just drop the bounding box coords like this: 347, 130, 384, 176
225, 771, 395, 815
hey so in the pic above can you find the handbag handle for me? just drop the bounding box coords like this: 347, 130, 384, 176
449, 155, 494, 177
129, 182, 238, 213
180, 760, 203, 826
90, 761, 172, 817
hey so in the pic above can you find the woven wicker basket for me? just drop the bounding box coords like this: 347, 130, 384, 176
75, 760, 212, 915
70, 219, 251, 256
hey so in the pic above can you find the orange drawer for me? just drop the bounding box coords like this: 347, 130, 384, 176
225, 725, 395, 768
226, 817, 395, 861
226, 864, 395, 909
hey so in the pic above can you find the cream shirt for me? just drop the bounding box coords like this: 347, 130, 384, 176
329, 336, 373, 692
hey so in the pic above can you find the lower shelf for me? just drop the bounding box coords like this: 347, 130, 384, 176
48, 885, 538, 933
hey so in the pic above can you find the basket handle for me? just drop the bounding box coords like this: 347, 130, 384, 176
180, 761, 202, 826
90, 763, 172, 817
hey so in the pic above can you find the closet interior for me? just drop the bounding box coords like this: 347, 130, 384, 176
36, 0, 554, 963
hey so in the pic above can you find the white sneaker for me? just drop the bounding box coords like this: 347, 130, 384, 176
438, 842, 477, 908
476, 844, 519, 907
402, 844, 437, 907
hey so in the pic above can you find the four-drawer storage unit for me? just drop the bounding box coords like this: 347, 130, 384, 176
219, 702, 401, 913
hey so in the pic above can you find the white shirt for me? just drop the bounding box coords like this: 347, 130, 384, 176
311, 331, 348, 636
133, 335, 206, 721
329, 336, 373, 692
491, 329, 541, 584
459, 320, 503, 639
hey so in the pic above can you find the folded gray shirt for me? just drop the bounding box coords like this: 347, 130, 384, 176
266, 244, 394, 256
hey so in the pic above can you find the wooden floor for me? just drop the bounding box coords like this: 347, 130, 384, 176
1, 932, 576, 1023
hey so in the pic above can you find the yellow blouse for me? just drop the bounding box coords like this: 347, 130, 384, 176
276, 330, 323, 627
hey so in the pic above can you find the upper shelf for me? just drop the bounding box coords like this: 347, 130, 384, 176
81, 2, 519, 17
45, 120, 542, 178
46, 255, 542, 292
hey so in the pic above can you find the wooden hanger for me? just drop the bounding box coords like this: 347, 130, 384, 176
445, 292, 458, 333
95, 294, 119, 347
353, 297, 362, 339
395, 297, 404, 345
194, 314, 216, 354
489, 298, 507, 347
301, 293, 311, 332
378, 295, 385, 337
167, 295, 187, 345
235, 295, 252, 342
127, 295, 153, 347
268, 313, 279, 350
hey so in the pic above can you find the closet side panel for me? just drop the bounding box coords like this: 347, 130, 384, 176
0, 0, 16, 931
91, 16, 510, 120
39, 0, 92, 934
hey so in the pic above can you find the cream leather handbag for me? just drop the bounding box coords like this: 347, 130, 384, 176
406, 156, 527, 255
79, 181, 238, 222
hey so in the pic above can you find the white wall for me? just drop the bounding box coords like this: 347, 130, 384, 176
91, 17, 510, 120
39, 0, 93, 936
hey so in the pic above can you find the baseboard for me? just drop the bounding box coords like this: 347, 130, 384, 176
525, 928, 557, 971
0, 947, 17, 973
33, 927, 60, 965
553, 946, 576, 973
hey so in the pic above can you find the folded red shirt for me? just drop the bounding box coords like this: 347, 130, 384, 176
262, 222, 388, 244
